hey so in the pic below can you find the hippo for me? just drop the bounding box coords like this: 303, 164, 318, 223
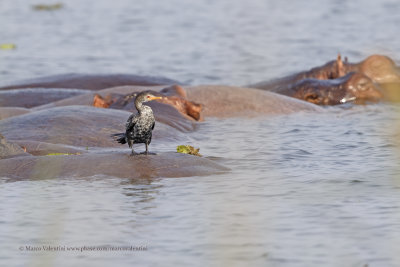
0, 73, 180, 91
0, 152, 229, 181
0, 105, 229, 180
0, 88, 90, 108
249, 54, 351, 91
250, 54, 400, 92
183, 85, 323, 117
0, 105, 191, 148
19, 85, 198, 132
93, 85, 203, 121
265, 72, 383, 105
92, 85, 323, 118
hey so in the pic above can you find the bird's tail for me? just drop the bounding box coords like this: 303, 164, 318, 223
111, 133, 127, 144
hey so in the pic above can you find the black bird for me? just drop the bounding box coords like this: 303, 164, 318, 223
112, 91, 162, 155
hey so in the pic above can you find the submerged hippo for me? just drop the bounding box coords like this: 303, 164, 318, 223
250, 54, 400, 92
0, 105, 228, 180
269, 72, 383, 105
0, 88, 90, 108
93, 85, 203, 121
249, 54, 350, 91
0, 73, 180, 91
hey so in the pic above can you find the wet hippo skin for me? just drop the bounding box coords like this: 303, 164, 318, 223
250, 54, 400, 91
0, 73, 181, 91
264, 72, 383, 105
0, 152, 229, 180
184, 85, 323, 117
0, 88, 90, 108
31, 85, 198, 132
0, 107, 30, 120
0, 106, 228, 179
98, 85, 324, 118
0, 106, 191, 148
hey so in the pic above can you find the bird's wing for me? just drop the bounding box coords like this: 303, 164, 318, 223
151, 121, 155, 130
125, 113, 139, 131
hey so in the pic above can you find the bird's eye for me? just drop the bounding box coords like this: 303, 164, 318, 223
147, 95, 150, 98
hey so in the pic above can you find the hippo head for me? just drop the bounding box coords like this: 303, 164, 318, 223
292, 72, 383, 105
296, 88, 344, 105
342, 72, 383, 104
292, 79, 349, 105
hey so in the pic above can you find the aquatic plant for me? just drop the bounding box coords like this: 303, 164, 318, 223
32, 3, 63, 11
0, 43, 16, 50
176, 145, 201, 156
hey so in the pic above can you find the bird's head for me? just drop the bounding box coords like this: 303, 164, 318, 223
135, 91, 163, 105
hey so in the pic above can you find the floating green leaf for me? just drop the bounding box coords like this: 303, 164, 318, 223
176, 145, 202, 156
0, 43, 16, 50
32, 3, 63, 11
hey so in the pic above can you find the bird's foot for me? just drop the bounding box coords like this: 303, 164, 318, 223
139, 151, 156, 155
130, 151, 139, 156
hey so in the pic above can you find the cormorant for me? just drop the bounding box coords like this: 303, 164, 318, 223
112, 91, 162, 155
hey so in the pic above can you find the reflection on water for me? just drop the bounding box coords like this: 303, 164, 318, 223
1, 0, 400, 266
120, 178, 161, 216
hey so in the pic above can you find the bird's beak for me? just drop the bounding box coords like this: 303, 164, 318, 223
148, 96, 163, 101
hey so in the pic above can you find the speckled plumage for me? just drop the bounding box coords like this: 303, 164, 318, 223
125, 105, 155, 146
112, 91, 160, 155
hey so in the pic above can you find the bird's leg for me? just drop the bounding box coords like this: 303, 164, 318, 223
129, 140, 137, 156
145, 142, 149, 155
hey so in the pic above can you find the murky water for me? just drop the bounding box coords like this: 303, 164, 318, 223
1, 0, 400, 266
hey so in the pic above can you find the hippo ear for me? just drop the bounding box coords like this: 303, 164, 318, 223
93, 94, 111, 108
336, 53, 346, 77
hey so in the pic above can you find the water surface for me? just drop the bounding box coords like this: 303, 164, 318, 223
1, 0, 400, 266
